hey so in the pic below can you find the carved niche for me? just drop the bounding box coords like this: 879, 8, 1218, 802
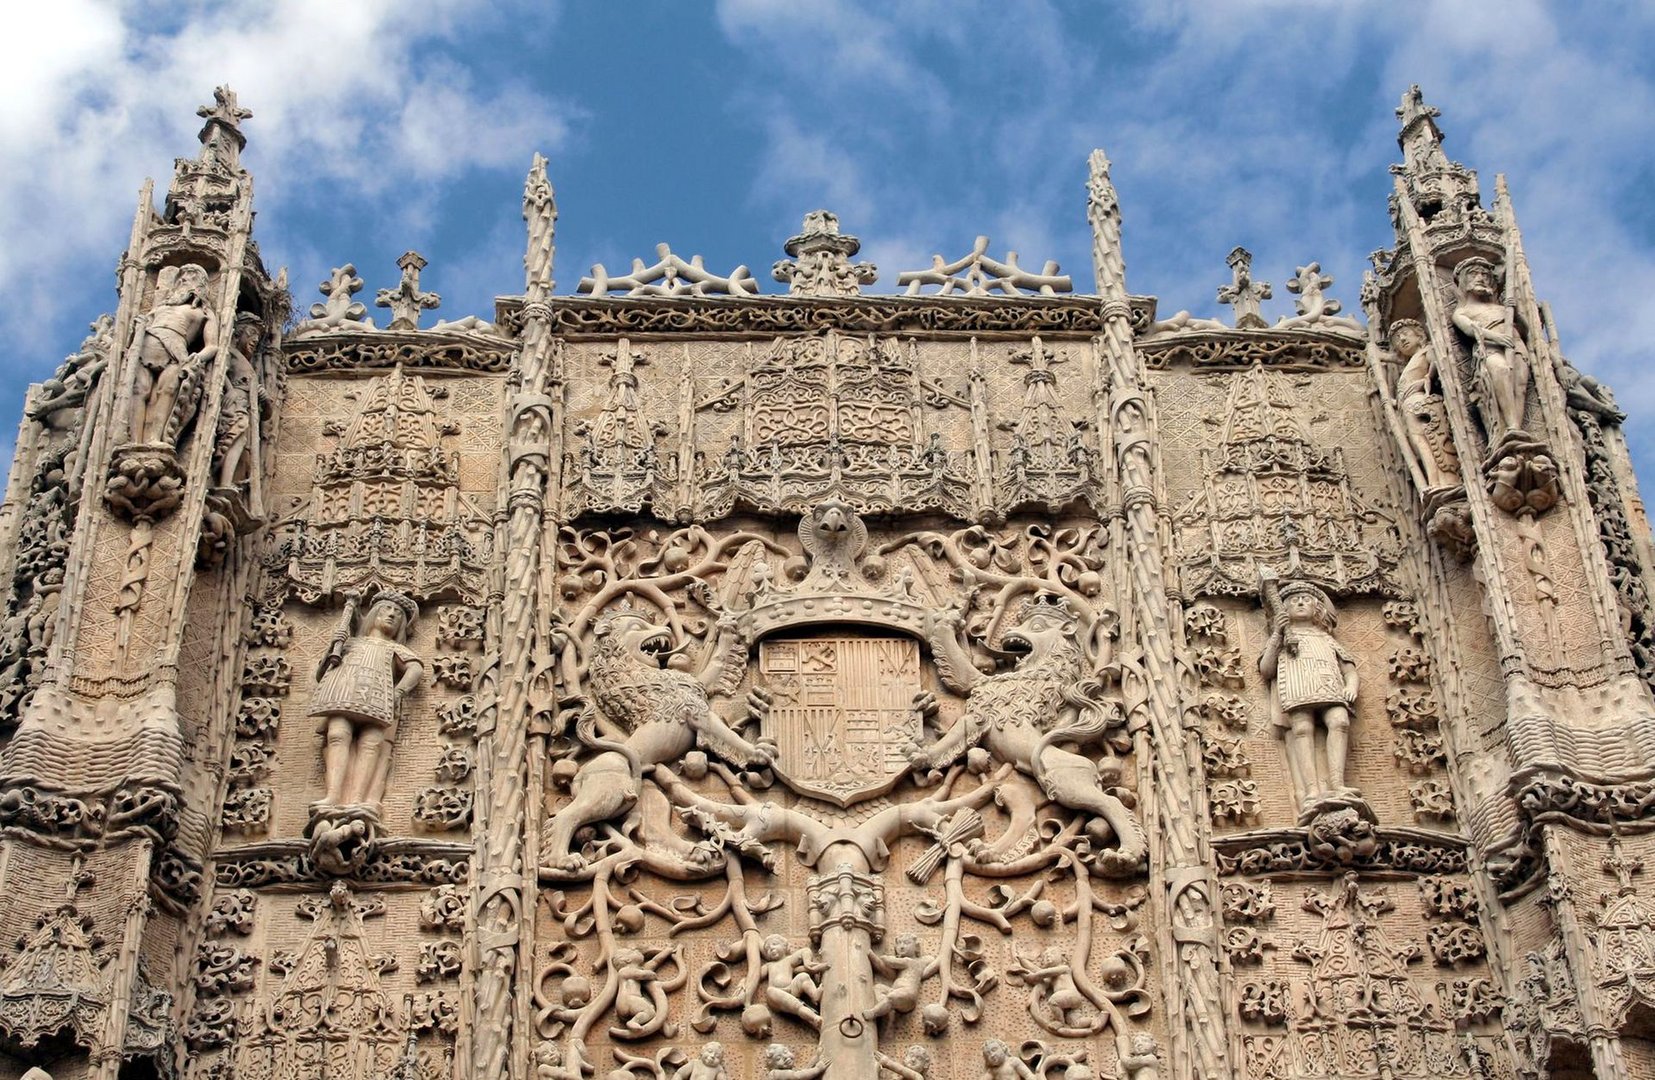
538, 499, 1158, 1080
263, 363, 494, 605
1171, 366, 1402, 599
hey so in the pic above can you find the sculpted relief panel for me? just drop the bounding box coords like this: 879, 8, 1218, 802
535, 503, 1159, 1080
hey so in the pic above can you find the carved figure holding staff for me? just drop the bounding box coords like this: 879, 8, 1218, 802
1259, 573, 1361, 823
309, 591, 422, 817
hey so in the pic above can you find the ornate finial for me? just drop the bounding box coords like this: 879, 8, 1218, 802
524, 153, 557, 297
198, 85, 252, 134
1604, 834, 1645, 896
376, 252, 442, 331
1217, 247, 1272, 329
895, 236, 1071, 297
772, 210, 877, 298
1395, 85, 1440, 137
1285, 262, 1340, 318
294, 265, 371, 334
1087, 147, 1129, 304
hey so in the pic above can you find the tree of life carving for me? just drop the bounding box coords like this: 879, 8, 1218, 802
536, 499, 1156, 1080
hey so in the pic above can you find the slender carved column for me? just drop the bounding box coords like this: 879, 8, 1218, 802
471, 154, 558, 1079
1087, 149, 1228, 1080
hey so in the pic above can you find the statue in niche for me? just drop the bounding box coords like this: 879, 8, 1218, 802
306, 592, 422, 868
910, 593, 1147, 876
541, 607, 774, 872
1389, 318, 1461, 491
1258, 574, 1363, 824
126, 263, 220, 447
211, 311, 268, 514
1451, 257, 1530, 443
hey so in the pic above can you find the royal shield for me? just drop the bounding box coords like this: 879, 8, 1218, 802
758, 635, 920, 807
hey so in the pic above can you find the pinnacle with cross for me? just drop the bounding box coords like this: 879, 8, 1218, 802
376, 251, 442, 331
1604, 834, 1646, 896
198, 85, 253, 131
1217, 247, 1272, 329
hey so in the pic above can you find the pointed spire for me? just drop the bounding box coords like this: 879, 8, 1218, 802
1390, 85, 1481, 229
195, 85, 252, 172
1087, 148, 1128, 302
523, 153, 557, 300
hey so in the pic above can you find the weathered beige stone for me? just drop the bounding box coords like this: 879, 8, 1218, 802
0, 83, 1651, 1080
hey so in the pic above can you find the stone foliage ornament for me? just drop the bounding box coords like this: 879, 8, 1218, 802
773, 211, 878, 298
895, 236, 1073, 297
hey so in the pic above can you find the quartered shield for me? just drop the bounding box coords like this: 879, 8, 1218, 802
758, 635, 920, 807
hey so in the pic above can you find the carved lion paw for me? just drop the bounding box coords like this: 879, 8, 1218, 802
911, 690, 939, 719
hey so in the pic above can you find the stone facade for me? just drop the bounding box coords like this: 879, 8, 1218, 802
0, 84, 1650, 1080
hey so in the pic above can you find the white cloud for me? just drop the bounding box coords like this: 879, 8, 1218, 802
0, 0, 572, 358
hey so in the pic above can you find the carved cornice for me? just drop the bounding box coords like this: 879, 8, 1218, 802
1214, 824, 1468, 877
214, 837, 472, 890
282, 328, 514, 374
1138, 326, 1366, 371
492, 293, 1157, 339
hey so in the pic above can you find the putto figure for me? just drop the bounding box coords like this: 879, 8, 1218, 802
309, 592, 422, 817
1258, 574, 1361, 823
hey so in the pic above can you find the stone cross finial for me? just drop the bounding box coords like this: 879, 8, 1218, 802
772, 210, 877, 298
198, 85, 253, 131
1286, 261, 1341, 319
1603, 834, 1645, 896
376, 252, 441, 331
1217, 247, 1271, 329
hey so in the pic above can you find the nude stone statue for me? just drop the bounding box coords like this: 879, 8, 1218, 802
1451, 257, 1529, 442
1259, 574, 1361, 823
760, 934, 828, 1030
127, 263, 220, 447
864, 933, 931, 1022
672, 1042, 731, 1080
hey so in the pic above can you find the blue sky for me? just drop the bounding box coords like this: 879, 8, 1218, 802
6, 1, 1655, 482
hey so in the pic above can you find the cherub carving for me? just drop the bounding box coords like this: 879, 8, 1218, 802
672, 1041, 731, 1080
763, 1044, 827, 1080
979, 1039, 1038, 1080
543, 608, 774, 871
532, 1042, 578, 1080
1013, 945, 1088, 1029
611, 946, 681, 1038
760, 934, 828, 1030
864, 933, 932, 1022
910, 594, 1146, 875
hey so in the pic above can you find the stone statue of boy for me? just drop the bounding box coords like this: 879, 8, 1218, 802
1258, 574, 1360, 823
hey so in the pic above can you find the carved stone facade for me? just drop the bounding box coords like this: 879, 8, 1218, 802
0, 86, 1649, 1080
